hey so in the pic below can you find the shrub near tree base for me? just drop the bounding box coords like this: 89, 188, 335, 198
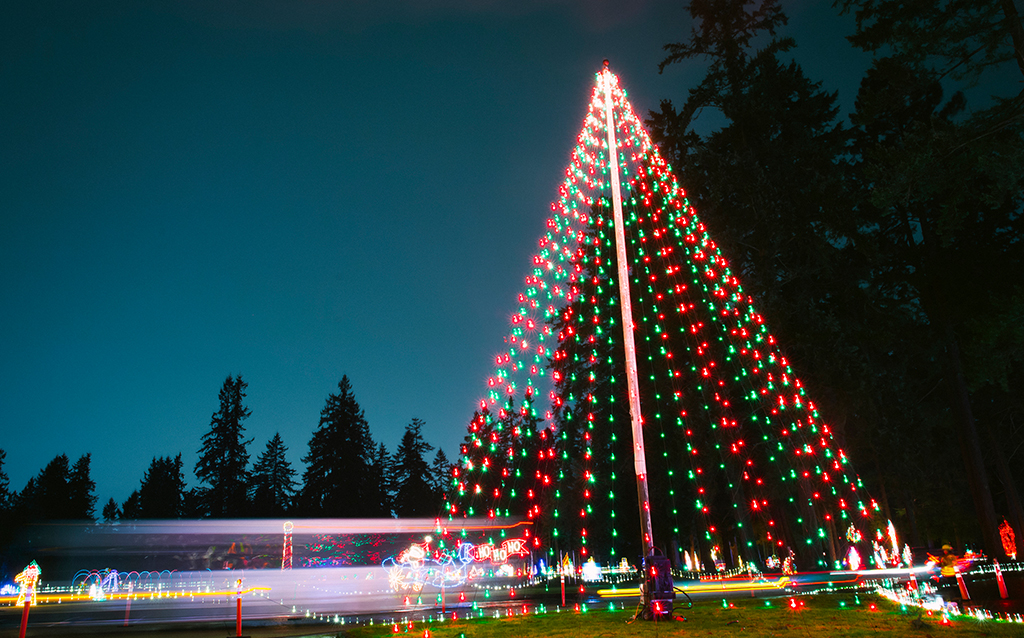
341, 594, 1023, 638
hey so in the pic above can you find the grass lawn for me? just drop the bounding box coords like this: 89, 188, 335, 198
339, 593, 1024, 638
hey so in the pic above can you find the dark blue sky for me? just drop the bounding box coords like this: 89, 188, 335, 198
1, 1, 863, 505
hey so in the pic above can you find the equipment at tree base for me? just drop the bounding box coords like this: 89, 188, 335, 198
640, 553, 675, 620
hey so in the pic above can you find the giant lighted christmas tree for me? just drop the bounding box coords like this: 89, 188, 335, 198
444, 64, 880, 572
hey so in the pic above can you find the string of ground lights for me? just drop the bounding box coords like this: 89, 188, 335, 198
443, 63, 884, 574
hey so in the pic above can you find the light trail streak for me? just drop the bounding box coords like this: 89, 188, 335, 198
0, 587, 272, 605
596, 576, 792, 598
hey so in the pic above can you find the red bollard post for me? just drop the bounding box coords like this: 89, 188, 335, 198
19, 602, 30, 638
231, 577, 245, 638
124, 581, 133, 626
560, 553, 569, 607
955, 567, 970, 600
995, 561, 1009, 599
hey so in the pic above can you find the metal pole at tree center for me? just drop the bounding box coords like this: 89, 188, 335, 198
601, 60, 655, 559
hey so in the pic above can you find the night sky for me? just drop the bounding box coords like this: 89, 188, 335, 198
1, 1, 863, 506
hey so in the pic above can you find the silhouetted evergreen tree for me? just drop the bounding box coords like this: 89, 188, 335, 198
651, 0, 860, 381
29, 454, 71, 520
393, 418, 436, 517
647, 0, 876, 568
13, 454, 95, 522
366, 442, 393, 517
250, 433, 297, 517
182, 487, 207, 518
121, 490, 141, 520
68, 454, 97, 520
138, 455, 186, 518
837, 0, 1024, 561
195, 375, 252, 517
300, 376, 375, 516
430, 449, 452, 500
101, 498, 120, 522
0, 449, 12, 552
0, 449, 10, 514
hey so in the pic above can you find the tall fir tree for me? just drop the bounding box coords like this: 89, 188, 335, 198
121, 490, 141, 520
393, 418, 436, 517
0, 448, 12, 550
182, 487, 207, 518
430, 449, 452, 501
647, 0, 872, 567
21, 454, 70, 521
195, 375, 252, 518
101, 497, 120, 522
366, 442, 393, 518
300, 376, 376, 517
250, 433, 298, 517
10, 453, 95, 522
36, 454, 71, 520
837, 0, 1024, 561
650, 0, 861, 390
68, 453, 97, 520
0, 449, 10, 514
138, 455, 186, 518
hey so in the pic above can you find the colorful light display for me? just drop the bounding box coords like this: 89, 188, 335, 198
445, 64, 880, 572
999, 519, 1016, 560
383, 539, 530, 592
15, 561, 41, 606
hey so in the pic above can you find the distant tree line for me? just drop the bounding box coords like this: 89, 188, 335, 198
0, 374, 452, 568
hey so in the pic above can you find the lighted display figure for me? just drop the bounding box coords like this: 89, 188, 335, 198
682, 551, 693, 571
710, 546, 725, 572
847, 547, 862, 571
999, 519, 1016, 560
872, 539, 888, 569
581, 558, 602, 581
15, 561, 41, 606
782, 551, 796, 576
